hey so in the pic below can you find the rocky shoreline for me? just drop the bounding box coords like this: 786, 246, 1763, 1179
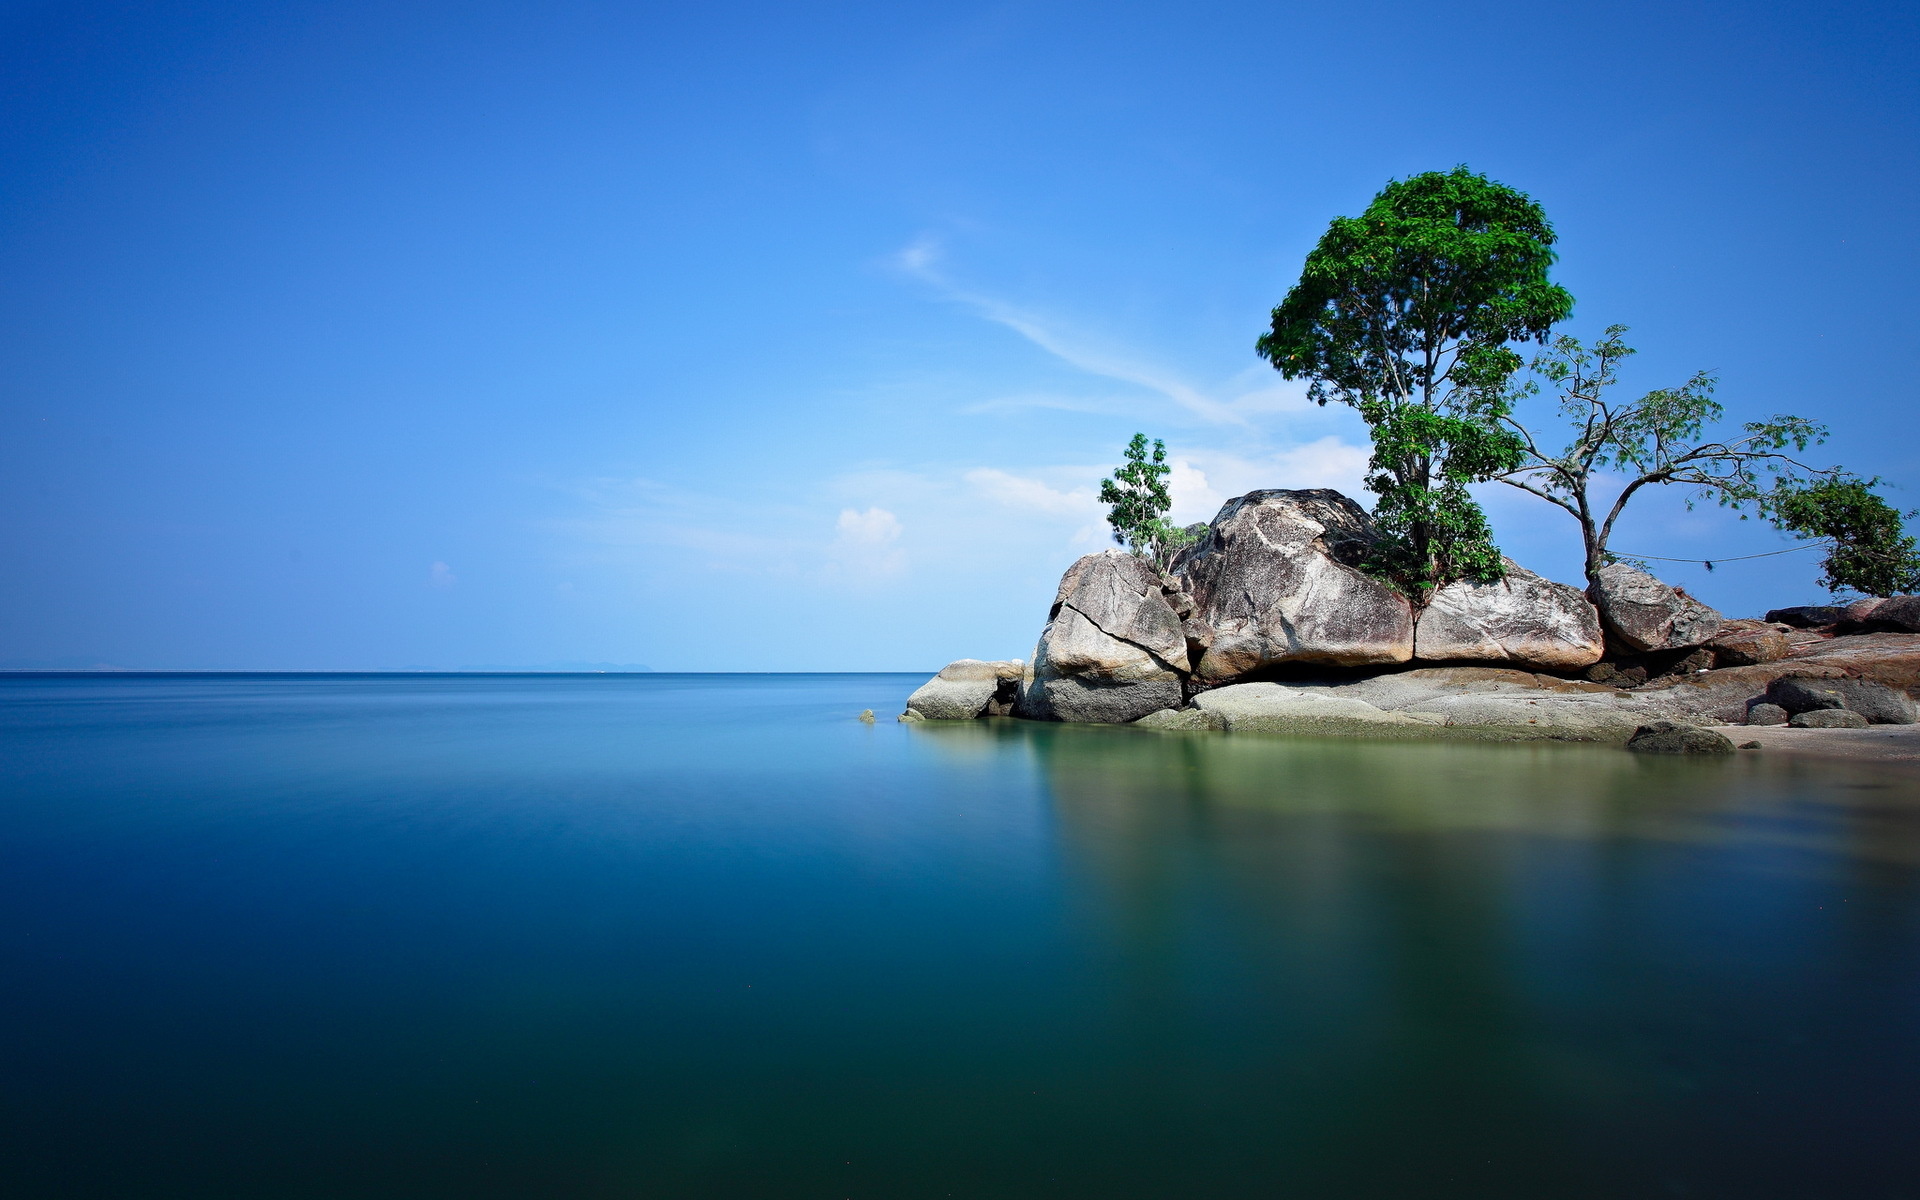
901, 488, 1920, 754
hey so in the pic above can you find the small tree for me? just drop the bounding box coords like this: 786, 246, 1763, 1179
1099, 434, 1197, 571
1257, 166, 1573, 595
1767, 475, 1920, 597
1489, 325, 1906, 599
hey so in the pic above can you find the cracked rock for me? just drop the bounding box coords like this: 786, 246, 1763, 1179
1173, 489, 1414, 680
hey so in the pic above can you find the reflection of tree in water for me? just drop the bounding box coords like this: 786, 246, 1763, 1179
1011, 726, 1920, 1196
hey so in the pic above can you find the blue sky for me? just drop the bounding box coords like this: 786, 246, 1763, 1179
2, 0, 1915, 670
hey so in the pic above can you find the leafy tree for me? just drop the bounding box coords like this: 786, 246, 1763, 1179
1099, 434, 1197, 570
1488, 325, 1901, 599
1767, 475, 1920, 597
1257, 166, 1573, 594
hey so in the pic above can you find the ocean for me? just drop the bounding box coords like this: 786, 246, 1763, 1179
2, 672, 1917, 1198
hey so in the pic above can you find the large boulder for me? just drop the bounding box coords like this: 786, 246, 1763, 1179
1790, 709, 1869, 729
1866, 595, 1920, 632
1765, 604, 1852, 628
1591, 564, 1724, 653
1707, 620, 1790, 666
1174, 489, 1413, 681
1414, 560, 1604, 670
903, 659, 1025, 720
1845, 597, 1889, 622
1017, 551, 1188, 724
1766, 675, 1916, 725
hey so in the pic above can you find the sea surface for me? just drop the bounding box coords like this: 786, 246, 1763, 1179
2, 672, 1918, 1198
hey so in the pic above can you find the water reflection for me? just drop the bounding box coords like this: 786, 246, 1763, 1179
911, 718, 1920, 864
911, 720, 1920, 1197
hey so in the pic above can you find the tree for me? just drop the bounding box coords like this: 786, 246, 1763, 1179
1489, 325, 1873, 595
1257, 166, 1573, 595
1767, 475, 1920, 597
1099, 434, 1198, 571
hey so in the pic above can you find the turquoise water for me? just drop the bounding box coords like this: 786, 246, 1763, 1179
2, 673, 1917, 1198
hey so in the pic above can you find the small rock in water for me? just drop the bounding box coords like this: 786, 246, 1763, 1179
1789, 709, 1870, 729
1626, 721, 1736, 754
1738, 740, 1762, 749
858, 709, 875, 724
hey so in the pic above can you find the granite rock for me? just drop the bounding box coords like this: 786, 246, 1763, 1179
1018, 551, 1188, 724
1790, 709, 1870, 729
1626, 721, 1736, 754
1865, 595, 1920, 633
1764, 604, 1852, 628
903, 659, 1025, 721
1414, 560, 1604, 670
1175, 490, 1413, 680
1707, 621, 1791, 667
1592, 564, 1724, 652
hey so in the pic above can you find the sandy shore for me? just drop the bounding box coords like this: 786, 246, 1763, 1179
1713, 723, 1920, 772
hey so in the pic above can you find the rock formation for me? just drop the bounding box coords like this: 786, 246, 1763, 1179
1413, 560, 1604, 670
1765, 675, 1916, 724
903, 659, 1024, 721
1867, 595, 1920, 632
1591, 563, 1724, 652
1706, 620, 1790, 666
898, 486, 1920, 749
1174, 489, 1414, 679
1016, 550, 1187, 724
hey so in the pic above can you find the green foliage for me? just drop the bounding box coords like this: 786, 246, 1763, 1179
1493, 325, 1834, 588
1257, 167, 1572, 591
1099, 434, 1191, 570
1766, 476, 1920, 597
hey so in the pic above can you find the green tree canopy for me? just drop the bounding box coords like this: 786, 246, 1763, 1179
1767, 475, 1920, 597
1098, 434, 1198, 571
1258, 166, 1573, 593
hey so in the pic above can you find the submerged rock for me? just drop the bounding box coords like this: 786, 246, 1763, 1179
1175, 490, 1413, 681
1592, 564, 1724, 653
1414, 560, 1603, 670
1626, 721, 1736, 754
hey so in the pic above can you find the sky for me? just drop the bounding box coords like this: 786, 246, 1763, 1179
1, 0, 1916, 670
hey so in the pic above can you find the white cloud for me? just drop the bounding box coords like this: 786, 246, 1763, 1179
1173, 439, 1372, 511
827, 506, 906, 579
429, 561, 457, 587
963, 467, 1100, 517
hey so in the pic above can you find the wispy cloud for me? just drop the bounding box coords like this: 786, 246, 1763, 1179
963, 467, 1100, 517
891, 235, 1310, 427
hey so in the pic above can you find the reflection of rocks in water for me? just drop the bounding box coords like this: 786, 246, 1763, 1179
1018, 727, 1920, 1184
1027, 729, 1920, 866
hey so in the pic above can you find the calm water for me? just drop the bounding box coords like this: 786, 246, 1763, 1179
2, 674, 1918, 1198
